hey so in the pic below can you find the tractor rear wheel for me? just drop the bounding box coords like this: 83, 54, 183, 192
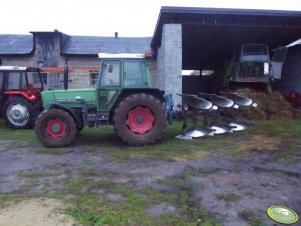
113, 93, 166, 145
35, 109, 77, 147
2, 97, 33, 129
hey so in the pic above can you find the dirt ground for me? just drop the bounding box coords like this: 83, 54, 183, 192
0, 136, 300, 225
0, 198, 74, 226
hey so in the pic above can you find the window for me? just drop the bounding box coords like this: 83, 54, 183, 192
100, 61, 120, 86
123, 61, 146, 86
182, 70, 200, 76
239, 62, 265, 77
241, 44, 269, 62
5, 72, 26, 90
27, 72, 42, 89
182, 70, 213, 76
90, 73, 98, 86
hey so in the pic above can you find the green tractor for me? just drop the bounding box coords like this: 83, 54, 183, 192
35, 53, 167, 147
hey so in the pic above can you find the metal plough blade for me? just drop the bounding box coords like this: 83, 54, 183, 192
209, 125, 231, 135
175, 134, 193, 140
185, 127, 212, 138
177, 94, 213, 110
199, 93, 234, 108
228, 122, 249, 132
221, 92, 253, 107
175, 127, 213, 140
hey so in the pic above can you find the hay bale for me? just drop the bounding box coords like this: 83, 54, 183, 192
235, 89, 301, 120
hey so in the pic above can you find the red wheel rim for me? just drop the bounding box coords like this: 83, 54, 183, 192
127, 106, 154, 134
46, 119, 67, 139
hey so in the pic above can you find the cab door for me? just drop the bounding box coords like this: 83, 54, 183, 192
97, 60, 121, 111
271, 47, 288, 80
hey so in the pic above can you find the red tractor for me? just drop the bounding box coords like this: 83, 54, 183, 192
0, 66, 43, 129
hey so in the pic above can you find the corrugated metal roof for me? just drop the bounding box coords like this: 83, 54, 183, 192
0, 34, 33, 54
61, 36, 152, 55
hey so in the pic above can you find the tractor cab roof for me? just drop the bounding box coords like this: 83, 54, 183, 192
0, 66, 40, 72
98, 51, 151, 59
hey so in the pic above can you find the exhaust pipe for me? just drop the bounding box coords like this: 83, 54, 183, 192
64, 59, 69, 90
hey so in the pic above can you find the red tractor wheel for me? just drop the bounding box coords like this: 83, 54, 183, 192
113, 93, 166, 145
127, 106, 155, 134
35, 109, 77, 147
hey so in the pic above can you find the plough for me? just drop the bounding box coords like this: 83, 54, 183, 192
176, 92, 257, 140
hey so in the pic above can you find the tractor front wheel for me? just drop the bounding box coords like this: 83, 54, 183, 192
35, 109, 77, 147
113, 93, 166, 145
3, 97, 33, 129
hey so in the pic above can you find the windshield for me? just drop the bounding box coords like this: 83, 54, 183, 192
241, 44, 269, 62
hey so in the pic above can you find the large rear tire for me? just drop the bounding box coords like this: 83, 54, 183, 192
35, 109, 77, 148
2, 97, 33, 129
113, 93, 166, 145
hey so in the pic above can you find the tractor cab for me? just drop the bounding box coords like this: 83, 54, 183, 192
96, 53, 153, 111
230, 44, 271, 85
0, 66, 43, 128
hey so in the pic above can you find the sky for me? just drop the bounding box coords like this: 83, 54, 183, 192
1, 0, 301, 37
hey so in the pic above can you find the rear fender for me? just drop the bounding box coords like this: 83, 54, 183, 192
48, 103, 82, 128
112, 88, 165, 109
4, 91, 37, 101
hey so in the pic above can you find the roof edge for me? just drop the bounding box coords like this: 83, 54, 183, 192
151, 6, 301, 48
160, 6, 301, 17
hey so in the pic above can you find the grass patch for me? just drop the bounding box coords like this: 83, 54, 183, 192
56, 175, 221, 226
79, 169, 113, 178
251, 217, 266, 226
273, 171, 290, 180
158, 177, 188, 187
82, 145, 98, 153
239, 210, 266, 226
65, 178, 114, 193
14, 181, 41, 193
1, 119, 301, 163
19, 172, 57, 178
243, 120, 301, 135
0, 120, 39, 147
216, 193, 241, 202
0, 195, 24, 208
36, 149, 70, 155
89, 120, 301, 162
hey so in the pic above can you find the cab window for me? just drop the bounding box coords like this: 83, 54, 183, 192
100, 61, 120, 86
27, 72, 42, 89
123, 61, 146, 86
5, 72, 26, 90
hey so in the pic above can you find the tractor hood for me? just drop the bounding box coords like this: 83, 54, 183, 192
41, 88, 97, 109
